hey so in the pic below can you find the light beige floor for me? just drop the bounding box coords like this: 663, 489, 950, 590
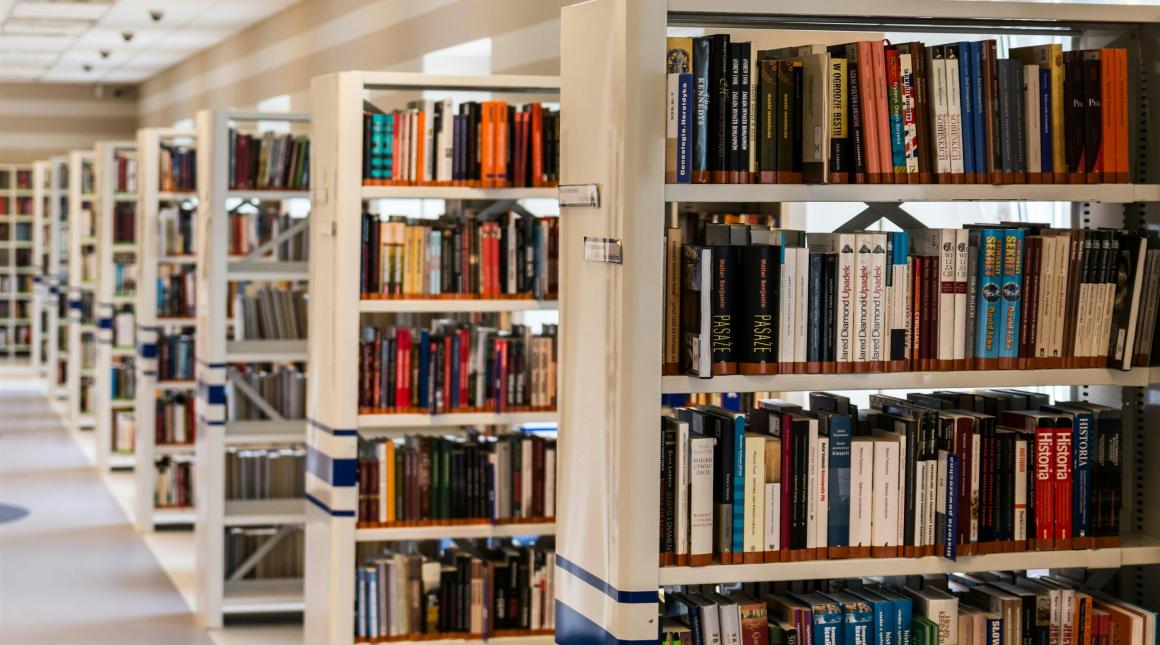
0, 374, 303, 645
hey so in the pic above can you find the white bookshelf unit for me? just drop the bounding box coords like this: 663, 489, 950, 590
45, 155, 69, 400
193, 108, 312, 628
0, 164, 34, 361
304, 72, 561, 645
134, 127, 198, 531
31, 160, 51, 378
66, 150, 96, 429
94, 140, 138, 472
554, 1, 1160, 643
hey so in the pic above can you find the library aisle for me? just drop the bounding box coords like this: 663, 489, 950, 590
0, 371, 298, 645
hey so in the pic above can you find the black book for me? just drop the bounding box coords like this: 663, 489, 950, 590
706, 223, 741, 374
1064, 51, 1087, 176
826, 48, 851, 181
998, 59, 1015, 175
739, 42, 752, 182
729, 43, 742, 181
823, 250, 837, 362
792, 63, 804, 173
709, 34, 731, 182
807, 250, 824, 366
692, 37, 712, 182
1083, 50, 1103, 176
1010, 60, 1026, 174
738, 230, 779, 372
846, 44, 866, 181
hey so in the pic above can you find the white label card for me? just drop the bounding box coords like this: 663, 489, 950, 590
558, 183, 600, 208
583, 237, 622, 264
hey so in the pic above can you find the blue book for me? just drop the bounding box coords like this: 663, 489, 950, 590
428, 231, 441, 294
957, 42, 976, 176
975, 229, 1004, 361
721, 392, 742, 411
1040, 68, 1053, 174
730, 412, 746, 556
826, 412, 852, 548
850, 589, 895, 645
792, 592, 844, 645
971, 42, 987, 176
826, 592, 874, 645
418, 329, 430, 409
890, 231, 910, 364
999, 228, 1025, 363
450, 333, 461, 409
942, 450, 960, 561
984, 614, 1002, 645
872, 587, 912, 645
677, 73, 694, 183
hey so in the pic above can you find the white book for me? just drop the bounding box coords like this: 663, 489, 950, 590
930, 50, 951, 174
1117, 235, 1148, 367
816, 434, 829, 550
378, 443, 389, 523
1060, 589, 1075, 645
871, 437, 899, 548
439, 99, 454, 182
794, 247, 809, 364
806, 417, 819, 549
939, 228, 957, 364
675, 424, 689, 560
1049, 588, 1062, 645
1014, 437, 1028, 541
945, 50, 965, 174
716, 596, 742, 645
926, 459, 938, 549
689, 436, 715, 561
936, 450, 949, 551
1053, 234, 1071, 360
696, 247, 713, 375
1025, 65, 1041, 174
779, 244, 796, 367
953, 228, 969, 364
869, 233, 887, 366
850, 438, 874, 548
854, 234, 873, 364
1036, 235, 1058, 359
905, 587, 960, 645
970, 432, 981, 543
900, 52, 920, 174
837, 233, 857, 365
743, 433, 766, 556
700, 600, 722, 645
765, 482, 781, 552
915, 457, 929, 549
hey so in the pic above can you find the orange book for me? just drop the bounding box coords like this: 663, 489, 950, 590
858, 41, 882, 182
415, 109, 427, 186
1115, 48, 1129, 182
1100, 49, 1116, 183
872, 40, 894, 184
531, 103, 544, 188
495, 101, 509, 187
391, 111, 402, 185
480, 102, 494, 187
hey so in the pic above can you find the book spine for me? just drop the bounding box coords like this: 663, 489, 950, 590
1035, 426, 1055, 549
930, 47, 951, 176
829, 57, 850, 183
999, 229, 1025, 369
677, 74, 693, 183
899, 53, 919, 177
957, 43, 976, 180
945, 46, 965, 178
1055, 423, 1073, 548
938, 229, 957, 369
692, 38, 712, 183
872, 41, 893, 183
739, 243, 778, 374
970, 42, 987, 181
858, 42, 881, 183
1011, 62, 1027, 180
758, 59, 778, 183
739, 44, 752, 183
1065, 52, 1087, 181
728, 45, 742, 183
848, 45, 867, 183
886, 48, 907, 176
1041, 68, 1054, 177
1083, 51, 1104, 181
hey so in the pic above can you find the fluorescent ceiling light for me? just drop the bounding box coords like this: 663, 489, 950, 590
11, 0, 112, 20
3, 18, 95, 35
0, 34, 75, 50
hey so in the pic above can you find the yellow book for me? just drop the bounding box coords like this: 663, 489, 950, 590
384, 440, 396, 523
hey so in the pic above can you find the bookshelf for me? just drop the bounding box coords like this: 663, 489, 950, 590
304, 72, 561, 645
94, 140, 138, 472
0, 164, 34, 361
193, 108, 312, 628
555, 1, 1160, 643
31, 160, 51, 379
66, 150, 96, 430
45, 155, 69, 400
134, 127, 198, 531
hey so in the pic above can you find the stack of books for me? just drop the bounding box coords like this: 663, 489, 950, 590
224, 446, 306, 499
665, 37, 1131, 185
659, 390, 1121, 567
227, 129, 310, 191
159, 144, 196, 192
155, 391, 195, 445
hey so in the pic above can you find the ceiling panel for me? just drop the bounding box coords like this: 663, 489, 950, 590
0, 0, 304, 83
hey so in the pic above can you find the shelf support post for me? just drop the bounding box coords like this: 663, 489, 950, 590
834, 202, 928, 232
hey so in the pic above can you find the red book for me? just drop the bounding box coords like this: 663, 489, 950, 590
443, 337, 453, 412
953, 415, 973, 548
1035, 424, 1055, 548
780, 414, 794, 553
857, 41, 881, 182
400, 328, 411, 411
459, 327, 470, 408
531, 103, 544, 187
872, 40, 893, 184
910, 256, 923, 369
1054, 420, 1073, 547
495, 339, 508, 412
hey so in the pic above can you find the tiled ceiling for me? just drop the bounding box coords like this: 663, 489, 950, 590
0, 0, 301, 83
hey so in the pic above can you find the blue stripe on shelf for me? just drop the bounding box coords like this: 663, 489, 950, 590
97, 318, 113, 329
68, 301, 82, 311
138, 343, 157, 358
554, 555, 658, 605
307, 417, 358, 437
195, 357, 227, 368
555, 601, 656, 645
306, 445, 357, 487
196, 381, 226, 405
195, 414, 225, 427
305, 492, 355, 517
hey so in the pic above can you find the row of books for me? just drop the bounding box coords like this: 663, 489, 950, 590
665, 36, 1131, 185
110, 308, 134, 348
0, 301, 30, 319
156, 266, 195, 318
0, 169, 32, 189
112, 411, 135, 454
80, 162, 95, 195
113, 152, 137, 194
226, 526, 303, 581
155, 455, 194, 508
660, 389, 1121, 567
230, 209, 308, 260
225, 446, 305, 500
227, 129, 310, 191
360, 212, 559, 300
159, 206, 194, 256
358, 322, 558, 415
228, 364, 306, 420
660, 572, 1157, 645
155, 392, 195, 445
156, 332, 194, 381
232, 287, 308, 340
356, 433, 556, 527
354, 541, 555, 641
110, 359, 135, 400
113, 261, 137, 295
665, 221, 1160, 377
0, 221, 33, 240
112, 202, 135, 243
0, 327, 30, 346
160, 144, 196, 192
362, 100, 560, 188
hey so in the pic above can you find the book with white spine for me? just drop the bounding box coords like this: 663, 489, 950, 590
1036, 234, 1058, 361
837, 233, 857, 368
806, 418, 820, 550
816, 434, 829, 551
676, 419, 690, 563
689, 435, 715, 563
953, 228, 969, 366
929, 46, 951, 174
945, 48, 965, 174
1052, 233, 1071, 361
1014, 437, 1028, 541
869, 233, 887, 369
854, 234, 873, 367
743, 433, 766, 558
779, 243, 797, 368
794, 247, 809, 365
849, 437, 874, 549
870, 436, 900, 550
1024, 65, 1041, 175
939, 228, 957, 367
